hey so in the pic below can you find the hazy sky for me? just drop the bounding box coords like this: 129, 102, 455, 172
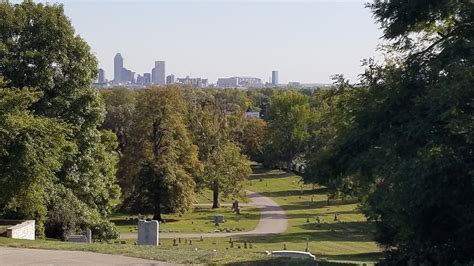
26, 0, 383, 84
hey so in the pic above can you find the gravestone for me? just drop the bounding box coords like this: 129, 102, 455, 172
137, 220, 159, 246
65, 228, 92, 243
213, 215, 225, 223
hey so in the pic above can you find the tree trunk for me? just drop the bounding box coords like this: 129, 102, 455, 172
212, 180, 220, 209
286, 160, 292, 172
153, 200, 164, 222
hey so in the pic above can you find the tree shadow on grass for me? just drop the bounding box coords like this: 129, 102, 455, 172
276, 199, 359, 211
258, 187, 352, 199
237, 225, 375, 244
323, 252, 383, 262
249, 171, 296, 180
283, 210, 363, 220
229, 257, 356, 266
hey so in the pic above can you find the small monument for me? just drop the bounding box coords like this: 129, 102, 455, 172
137, 220, 159, 246
213, 215, 225, 224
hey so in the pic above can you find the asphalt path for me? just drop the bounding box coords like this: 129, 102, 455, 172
0, 247, 174, 265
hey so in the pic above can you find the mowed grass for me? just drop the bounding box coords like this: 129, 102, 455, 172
111, 205, 260, 235
231, 166, 383, 264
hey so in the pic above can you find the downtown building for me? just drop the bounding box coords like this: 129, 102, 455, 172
152, 61, 165, 85
217, 76, 263, 88
176, 76, 208, 88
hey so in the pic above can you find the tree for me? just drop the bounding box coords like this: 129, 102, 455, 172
263, 91, 310, 170
0, 1, 120, 238
121, 87, 200, 221
190, 96, 251, 209
240, 118, 267, 163
0, 83, 71, 237
305, 0, 474, 263
100, 88, 136, 154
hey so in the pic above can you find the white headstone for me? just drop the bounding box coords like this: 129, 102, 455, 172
137, 220, 159, 246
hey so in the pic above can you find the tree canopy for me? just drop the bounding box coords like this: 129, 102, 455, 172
0, 0, 120, 239
304, 0, 474, 263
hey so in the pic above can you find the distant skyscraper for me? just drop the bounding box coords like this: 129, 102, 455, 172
143, 73, 151, 85
114, 53, 124, 84
152, 61, 165, 85
271, 70, 279, 86
166, 74, 175, 84
98, 68, 106, 83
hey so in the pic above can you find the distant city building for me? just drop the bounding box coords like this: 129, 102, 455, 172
166, 74, 175, 84
217, 77, 239, 88
121, 68, 134, 84
98, 68, 106, 83
143, 73, 151, 85
176, 76, 208, 88
238, 77, 263, 87
271, 70, 279, 85
152, 61, 165, 85
136, 74, 144, 84
217, 77, 262, 88
114, 53, 124, 84
288, 82, 301, 87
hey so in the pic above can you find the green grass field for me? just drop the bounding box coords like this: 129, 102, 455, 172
111, 205, 260, 235
0, 166, 383, 265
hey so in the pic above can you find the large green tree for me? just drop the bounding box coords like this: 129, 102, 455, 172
121, 87, 201, 221
263, 91, 310, 170
0, 1, 120, 239
190, 102, 251, 209
0, 82, 71, 237
305, 0, 474, 263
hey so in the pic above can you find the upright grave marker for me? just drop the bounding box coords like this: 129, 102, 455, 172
137, 220, 159, 246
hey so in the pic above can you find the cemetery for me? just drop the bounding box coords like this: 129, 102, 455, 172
0, 167, 382, 265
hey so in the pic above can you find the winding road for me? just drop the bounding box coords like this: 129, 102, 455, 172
121, 190, 288, 239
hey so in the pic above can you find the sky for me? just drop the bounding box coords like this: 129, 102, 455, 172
24, 0, 383, 84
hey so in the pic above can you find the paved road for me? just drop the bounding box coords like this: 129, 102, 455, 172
121, 191, 288, 239
0, 247, 173, 265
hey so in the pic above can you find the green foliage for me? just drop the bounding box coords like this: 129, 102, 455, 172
0, 1, 120, 239
240, 118, 267, 162
305, 0, 474, 264
189, 92, 251, 208
121, 87, 201, 218
263, 91, 310, 169
0, 86, 72, 237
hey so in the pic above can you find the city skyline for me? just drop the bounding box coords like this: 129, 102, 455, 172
51, 0, 382, 84
104, 52, 278, 88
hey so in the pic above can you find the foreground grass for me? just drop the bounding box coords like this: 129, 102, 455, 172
0, 237, 355, 265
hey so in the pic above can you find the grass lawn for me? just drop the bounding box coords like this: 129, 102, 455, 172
0, 165, 383, 265
231, 166, 383, 264
111, 205, 260, 235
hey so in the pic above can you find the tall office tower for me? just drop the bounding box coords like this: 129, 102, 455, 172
152, 61, 165, 85
166, 74, 175, 84
271, 70, 279, 86
114, 53, 124, 84
98, 68, 106, 83
143, 73, 151, 85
